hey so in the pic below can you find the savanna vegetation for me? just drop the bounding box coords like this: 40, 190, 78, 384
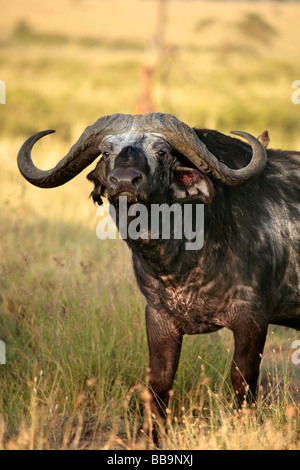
0, 0, 299, 449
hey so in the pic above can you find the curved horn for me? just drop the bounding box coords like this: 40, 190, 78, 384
17, 113, 134, 188
17, 112, 267, 189
137, 113, 267, 186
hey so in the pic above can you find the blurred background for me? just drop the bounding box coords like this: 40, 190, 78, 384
0, 0, 299, 450
1, 0, 300, 145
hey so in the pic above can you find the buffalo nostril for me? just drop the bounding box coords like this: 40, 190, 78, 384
109, 168, 144, 188
132, 174, 144, 188
110, 174, 118, 185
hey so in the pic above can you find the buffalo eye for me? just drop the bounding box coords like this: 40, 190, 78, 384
156, 150, 167, 158
102, 151, 110, 158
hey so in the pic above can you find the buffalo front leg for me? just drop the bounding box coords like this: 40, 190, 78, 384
231, 320, 268, 407
143, 305, 183, 435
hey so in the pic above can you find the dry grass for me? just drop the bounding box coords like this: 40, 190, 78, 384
0, 0, 299, 450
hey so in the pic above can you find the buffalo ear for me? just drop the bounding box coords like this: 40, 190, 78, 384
87, 160, 107, 206
171, 167, 215, 204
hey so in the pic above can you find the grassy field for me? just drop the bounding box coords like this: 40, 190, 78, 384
0, 0, 299, 450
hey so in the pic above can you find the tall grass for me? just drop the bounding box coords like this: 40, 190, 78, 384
0, 147, 299, 449
0, 0, 299, 449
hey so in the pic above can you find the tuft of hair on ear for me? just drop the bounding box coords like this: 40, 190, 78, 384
90, 186, 104, 206
86, 171, 105, 206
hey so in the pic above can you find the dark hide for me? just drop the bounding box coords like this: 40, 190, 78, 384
88, 128, 300, 436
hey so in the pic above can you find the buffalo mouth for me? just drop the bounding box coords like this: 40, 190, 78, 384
111, 190, 139, 205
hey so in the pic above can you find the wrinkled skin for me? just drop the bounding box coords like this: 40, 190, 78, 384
87, 128, 300, 440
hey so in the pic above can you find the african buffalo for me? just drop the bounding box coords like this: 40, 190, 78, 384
17, 112, 300, 437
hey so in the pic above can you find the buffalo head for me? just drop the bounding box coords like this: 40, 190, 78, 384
17, 113, 267, 209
